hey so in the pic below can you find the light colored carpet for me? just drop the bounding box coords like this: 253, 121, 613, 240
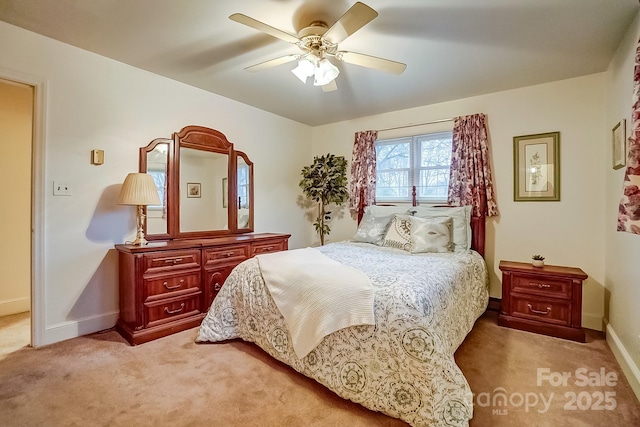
0, 311, 30, 359
0, 310, 638, 426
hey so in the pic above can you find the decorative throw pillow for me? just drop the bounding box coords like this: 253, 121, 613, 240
408, 205, 472, 252
353, 210, 394, 245
409, 216, 453, 253
382, 214, 413, 251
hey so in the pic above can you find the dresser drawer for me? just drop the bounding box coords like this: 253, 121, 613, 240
143, 250, 201, 274
144, 272, 201, 301
511, 274, 572, 300
510, 294, 571, 326
203, 245, 248, 266
251, 240, 286, 255
144, 293, 201, 328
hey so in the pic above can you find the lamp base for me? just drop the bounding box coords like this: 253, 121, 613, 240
130, 205, 149, 246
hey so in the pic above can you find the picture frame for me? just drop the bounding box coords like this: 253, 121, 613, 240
222, 177, 228, 208
513, 132, 560, 201
612, 119, 626, 170
187, 182, 201, 198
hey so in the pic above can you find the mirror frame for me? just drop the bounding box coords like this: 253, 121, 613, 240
140, 125, 254, 240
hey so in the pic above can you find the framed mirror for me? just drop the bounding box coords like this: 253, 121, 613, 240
140, 126, 254, 240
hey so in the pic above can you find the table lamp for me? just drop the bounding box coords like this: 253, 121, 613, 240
118, 173, 161, 245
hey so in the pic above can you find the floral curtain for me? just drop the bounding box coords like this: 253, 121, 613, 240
618, 38, 640, 234
349, 130, 378, 217
447, 113, 498, 217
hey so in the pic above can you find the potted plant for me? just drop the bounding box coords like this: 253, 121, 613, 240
531, 254, 545, 267
299, 153, 348, 245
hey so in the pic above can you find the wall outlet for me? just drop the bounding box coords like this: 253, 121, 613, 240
53, 181, 72, 196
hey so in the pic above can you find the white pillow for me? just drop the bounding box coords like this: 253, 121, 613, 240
409, 216, 453, 253
367, 204, 413, 217
381, 214, 413, 251
408, 206, 472, 251
353, 210, 394, 245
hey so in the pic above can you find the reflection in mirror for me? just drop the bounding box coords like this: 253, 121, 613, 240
237, 157, 250, 229
179, 147, 229, 232
146, 143, 169, 235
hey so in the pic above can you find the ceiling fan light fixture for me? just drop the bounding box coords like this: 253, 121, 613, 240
313, 58, 339, 86
291, 58, 316, 83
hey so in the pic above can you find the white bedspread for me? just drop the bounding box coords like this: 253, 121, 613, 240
197, 241, 489, 427
256, 247, 374, 358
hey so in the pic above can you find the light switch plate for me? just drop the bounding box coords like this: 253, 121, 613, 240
53, 181, 72, 196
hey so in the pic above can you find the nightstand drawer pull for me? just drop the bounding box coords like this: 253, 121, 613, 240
527, 304, 551, 315
531, 282, 551, 289
164, 303, 185, 315
163, 279, 184, 290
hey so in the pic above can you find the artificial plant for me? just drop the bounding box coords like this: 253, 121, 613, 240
299, 153, 348, 245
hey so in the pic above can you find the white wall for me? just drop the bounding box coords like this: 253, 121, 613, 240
0, 79, 32, 316
0, 21, 313, 345
312, 73, 607, 332
605, 10, 640, 400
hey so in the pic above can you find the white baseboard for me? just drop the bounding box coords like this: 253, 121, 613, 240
605, 321, 640, 401
582, 312, 603, 331
0, 297, 30, 317
39, 311, 118, 347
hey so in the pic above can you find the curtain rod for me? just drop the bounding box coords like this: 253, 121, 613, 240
376, 117, 454, 133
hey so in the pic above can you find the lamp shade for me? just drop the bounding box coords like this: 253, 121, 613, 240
118, 173, 161, 206
291, 58, 316, 83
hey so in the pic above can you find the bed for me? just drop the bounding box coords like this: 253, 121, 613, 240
197, 205, 489, 427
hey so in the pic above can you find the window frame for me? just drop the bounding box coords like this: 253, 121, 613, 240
375, 131, 453, 204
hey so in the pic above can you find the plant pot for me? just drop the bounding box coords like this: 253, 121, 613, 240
532, 260, 544, 267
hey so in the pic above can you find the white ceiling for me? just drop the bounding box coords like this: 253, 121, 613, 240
1, 0, 638, 126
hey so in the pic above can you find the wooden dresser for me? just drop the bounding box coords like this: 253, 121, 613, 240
115, 233, 290, 345
498, 260, 587, 342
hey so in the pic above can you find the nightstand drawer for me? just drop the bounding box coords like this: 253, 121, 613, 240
203, 245, 248, 265
145, 272, 201, 300
145, 293, 201, 328
510, 294, 571, 326
511, 274, 571, 299
143, 250, 201, 274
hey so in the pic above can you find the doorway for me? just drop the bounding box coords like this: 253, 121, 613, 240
0, 77, 34, 356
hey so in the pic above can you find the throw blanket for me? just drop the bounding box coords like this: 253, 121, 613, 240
256, 247, 374, 358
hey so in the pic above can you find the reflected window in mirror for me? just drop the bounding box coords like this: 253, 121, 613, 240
145, 142, 169, 235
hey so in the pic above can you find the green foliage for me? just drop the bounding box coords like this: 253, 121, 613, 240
532, 254, 545, 261
299, 153, 348, 245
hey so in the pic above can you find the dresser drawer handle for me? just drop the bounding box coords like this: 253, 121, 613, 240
223, 252, 235, 257
164, 258, 183, 264
531, 282, 551, 289
527, 304, 551, 315
163, 279, 184, 290
213, 283, 222, 292
164, 303, 185, 315
259, 246, 274, 252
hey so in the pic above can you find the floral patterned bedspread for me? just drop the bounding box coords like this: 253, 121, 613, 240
197, 241, 489, 427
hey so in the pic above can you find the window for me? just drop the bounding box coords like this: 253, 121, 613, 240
237, 163, 249, 209
147, 168, 166, 211
375, 131, 452, 203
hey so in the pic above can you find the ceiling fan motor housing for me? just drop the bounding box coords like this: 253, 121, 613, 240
297, 22, 337, 56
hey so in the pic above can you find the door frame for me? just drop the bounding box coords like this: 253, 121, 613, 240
0, 67, 47, 347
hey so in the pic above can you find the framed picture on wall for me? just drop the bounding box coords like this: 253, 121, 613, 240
612, 119, 626, 170
513, 131, 560, 201
187, 182, 201, 198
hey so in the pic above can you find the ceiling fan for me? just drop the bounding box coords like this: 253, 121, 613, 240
229, 2, 406, 92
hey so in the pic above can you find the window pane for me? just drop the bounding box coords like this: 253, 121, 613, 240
376, 142, 410, 169
148, 170, 165, 209
376, 170, 409, 198
420, 136, 451, 167
418, 168, 449, 200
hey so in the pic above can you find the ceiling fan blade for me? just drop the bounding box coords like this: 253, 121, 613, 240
337, 51, 406, 75
323, 2, 378, 45
321, 80, 338, 92
229, 13, 300, 44
245, 54, 299, 72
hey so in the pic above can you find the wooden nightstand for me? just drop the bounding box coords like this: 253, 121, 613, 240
498, 260, 587, 342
